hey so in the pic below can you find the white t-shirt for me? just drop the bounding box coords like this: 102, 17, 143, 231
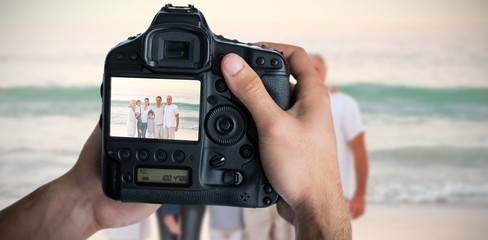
164, 104, 179, 128
329, 91, 364, 199
127, 108, 136, 136
140, 105, 152, 123
153, 105, 164, 125
135, 105, 141, 118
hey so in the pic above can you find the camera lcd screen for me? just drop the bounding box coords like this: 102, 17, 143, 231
136, 167, 190, 185
110, 77, 200, 141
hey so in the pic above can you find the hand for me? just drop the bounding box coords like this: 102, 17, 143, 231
66, 126, 161, 230
0, 126, 161, 239
164, 215, 182, 236
349, 193, 366, 219
221, 43, 351, 239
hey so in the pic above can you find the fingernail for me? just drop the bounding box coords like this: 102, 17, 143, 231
223, 54, 245, 76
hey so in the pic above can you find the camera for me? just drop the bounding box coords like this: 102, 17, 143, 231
101, 4, 290, 207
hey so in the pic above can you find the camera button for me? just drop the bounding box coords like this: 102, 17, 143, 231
136, 149, 150, 161
107, 149, 115, 156
256, 57, 265, 65
263, 184, 274, 194
207, 95, 218, 105
263, 197, 273, 206
271, 58, 280, 66
122, 172, 133, 183
222, 171, 243, 185
118, 148, 132, 161
154, 149, 167, 162
239, 145, 254, 158
209, 153, 226, 168
115, 52, 125, 60
129, 52, 138, 60
205, 106, 245, 145
215, 79, 228, 92
172, 150, 185, 163
216, 117, 233, 133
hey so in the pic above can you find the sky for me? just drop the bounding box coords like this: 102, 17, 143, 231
1, 0, 487, 28
0, 0, 487, 87
111, 77, 201, 103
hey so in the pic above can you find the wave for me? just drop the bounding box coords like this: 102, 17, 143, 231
111, 100, 200, 112
0, 85, 100, 102
370, 146, 488, 165
0, 85, 101, 117
340, 83, 488, 121
367, 146, 488, 204
2, 84, 488, 121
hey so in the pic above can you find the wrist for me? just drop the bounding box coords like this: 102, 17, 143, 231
353, 189, 367, 200
42, 173, 99, 239
0, 174, 98, 239
292, 183, 352, 239
294, 199, 351, 240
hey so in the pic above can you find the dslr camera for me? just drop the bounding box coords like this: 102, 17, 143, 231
101, 4, 290, 207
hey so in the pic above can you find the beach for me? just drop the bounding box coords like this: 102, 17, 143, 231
1, 1, 488, 239
84, 203, 488, 240
2, 197, 487, 240
352, 204, 488, 240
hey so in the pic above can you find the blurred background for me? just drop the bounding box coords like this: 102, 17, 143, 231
1, 0, 487, 239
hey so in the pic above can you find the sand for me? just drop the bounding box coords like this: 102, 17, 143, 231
86, 203, 488, 240
352, 203, 488, 240
2, 197, 487, 240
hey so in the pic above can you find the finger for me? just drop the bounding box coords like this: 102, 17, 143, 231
276, 198, 294, 224
220, 53, 284, 127
257, 42, 322, 86
256, 42, 327, 110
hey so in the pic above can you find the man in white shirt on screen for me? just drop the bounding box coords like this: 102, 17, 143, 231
153, 96, 165, 139
163, 95, 179, 139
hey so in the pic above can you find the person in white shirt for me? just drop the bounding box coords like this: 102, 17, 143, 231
127, 100, 137, 137
163, 95, 179, 139
135, 100, 142, 138
153, 96, 165, 139
311, 54, 369, 219
140, 98, 152, 138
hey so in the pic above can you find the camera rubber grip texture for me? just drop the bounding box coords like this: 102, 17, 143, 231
261, 75, 291, 110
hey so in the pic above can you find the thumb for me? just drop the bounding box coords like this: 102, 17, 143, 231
221, 53, 282, 126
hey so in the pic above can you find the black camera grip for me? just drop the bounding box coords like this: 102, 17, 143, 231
261, 75, 291, 110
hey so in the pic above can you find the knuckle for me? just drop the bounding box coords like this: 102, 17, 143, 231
238, 73, 263, 97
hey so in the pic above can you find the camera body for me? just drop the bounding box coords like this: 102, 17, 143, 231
101, 4, 290, 207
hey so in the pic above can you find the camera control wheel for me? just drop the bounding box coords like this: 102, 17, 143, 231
205, 105, 245, 145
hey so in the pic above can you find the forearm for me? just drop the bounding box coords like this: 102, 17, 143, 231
0, 125, 160, 239
0, 175, 97, 239
354, 156, 369, 197
350, 133, 369, 197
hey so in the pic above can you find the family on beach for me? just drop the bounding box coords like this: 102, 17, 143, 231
127, 95, 179, 140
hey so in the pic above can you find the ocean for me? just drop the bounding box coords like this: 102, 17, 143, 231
1, 26, 487, 207
1, 83, 487, 205
341, 84, 488, 204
